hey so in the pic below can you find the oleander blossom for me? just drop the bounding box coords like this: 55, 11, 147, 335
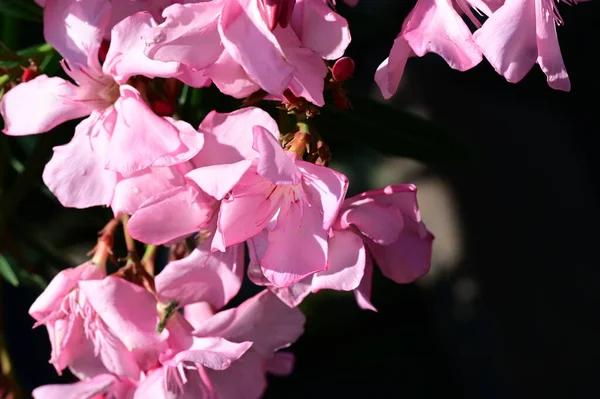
248, 185, 434, 310
0, 10, 204, 210
128, 107, 349, 287
473, 0, 577, 91
142, 0, 350, 105
30, 239, 304, 398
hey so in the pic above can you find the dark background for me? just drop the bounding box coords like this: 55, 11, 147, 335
1, 1, 599, 398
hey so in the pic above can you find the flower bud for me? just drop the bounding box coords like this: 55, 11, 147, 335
331, 57, 355, 82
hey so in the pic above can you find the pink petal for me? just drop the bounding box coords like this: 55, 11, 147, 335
194, 107, 278, 166
107, 85, 181, 176
144, 2, 224, 71
103, 11, 181, 84
265, 351, 295, 376
341, 200, 404, 245
29, 261, 103, 321
261, 201, 328, 287
253, 126, 301, 185
133, 368, 168, 399
185, 160, 253, 200
219, 0, 295, 95
403, 0, 482, 71
367, 222, 434, 284
214, 183, 276, 251
156, 241, 245, 309
47, 314, 86, 373
375, 36, 413, 99
0, 75, 91, 135
43, 0, 110, 67
111, 166, 187, 216
274, 27, 328, 106
32, 374, 116, 399
92, 318, 143, 379
206, 350, 267, 399
535, 0, 570, 91
472, 0, 537, 84
68, 336, 111, 380
353, 254, 377, 311
184, 302, 216, 330
163, 336, 252, 371
291, 0, 351, 60
78, 277, 164, 351
205, 51, 261, 98
128, 185, 217, 245
193, 290, 305, 356
312, 229, 365, 292
152, 118, 205, 168
42, 114, 117, 209
296, 161, 348, 230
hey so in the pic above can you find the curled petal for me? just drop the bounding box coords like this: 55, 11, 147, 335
219, 0, 295, 95
144, 2, 224, 71
163, 336, 252, 371
156, 241, 245, 309
103, 11, 181, 84
1, 75, 91, 135
291, 0, 351, 60
43, 0, 110, 68
193, 290, 305, 356
403, 0, 482, 71
42, 114, 117, 209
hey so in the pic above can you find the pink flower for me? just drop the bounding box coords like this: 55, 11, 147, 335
143, 0, 350, 104
29, 262, 165, 379
1, 11, 204, 210
135, 290, 305, 398
375, 0, 483, 99
248, 185, 434, 310
128, 107, 348, 287
472, 0, 572, 91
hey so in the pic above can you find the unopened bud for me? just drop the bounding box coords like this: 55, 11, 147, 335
20, 60, 39, 83
151, 99, 175, 116
332, 57, 355, 82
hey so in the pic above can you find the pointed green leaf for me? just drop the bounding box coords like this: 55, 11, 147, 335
0, 252, 19, 286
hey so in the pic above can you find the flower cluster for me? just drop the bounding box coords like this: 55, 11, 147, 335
0, 0, 585, 397
376, 0, 586, 98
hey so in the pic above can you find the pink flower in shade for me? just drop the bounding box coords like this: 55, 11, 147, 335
32, 374, 137, 399
375, 0, 483, 99
134, 290, 305, 398
128, 107, 348, 287
1, 11, 204, 210
248, 185, 434, 310
143, 0, 350, 105
29, 263, 166, 379
472, 0, 575, 91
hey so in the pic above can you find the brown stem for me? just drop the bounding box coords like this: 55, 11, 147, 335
119, 214, 138, 262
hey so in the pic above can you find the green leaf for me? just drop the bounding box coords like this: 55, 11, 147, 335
316, 96, 475, 168
0, 252, 19, 286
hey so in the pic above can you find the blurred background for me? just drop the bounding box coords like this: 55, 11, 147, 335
1, 1, 599, 398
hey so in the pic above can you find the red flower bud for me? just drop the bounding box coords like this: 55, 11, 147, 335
332, 57, 355, 82
151, 99, 175, 116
